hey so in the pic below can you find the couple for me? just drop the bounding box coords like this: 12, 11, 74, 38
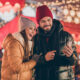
1, 5, 77, 80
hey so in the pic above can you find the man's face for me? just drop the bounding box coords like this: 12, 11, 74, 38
39, 17, 53, 31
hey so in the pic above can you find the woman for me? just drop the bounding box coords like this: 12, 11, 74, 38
1, 17, 37, 80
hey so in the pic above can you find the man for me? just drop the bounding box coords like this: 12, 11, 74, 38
33, 5, 77, 80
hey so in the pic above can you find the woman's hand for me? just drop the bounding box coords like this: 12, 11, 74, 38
32, 54, 42, 62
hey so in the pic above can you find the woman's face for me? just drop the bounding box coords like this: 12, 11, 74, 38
25, 26, 36, 40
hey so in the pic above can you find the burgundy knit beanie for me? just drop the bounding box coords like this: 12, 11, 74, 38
36, 5, 53, 24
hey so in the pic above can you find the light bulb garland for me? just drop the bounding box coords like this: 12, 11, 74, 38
24, 0, 80, 24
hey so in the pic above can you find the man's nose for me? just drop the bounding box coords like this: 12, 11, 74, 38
45, 21, 49, 25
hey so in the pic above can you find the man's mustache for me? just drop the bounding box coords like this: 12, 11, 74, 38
43, 25, 51, 28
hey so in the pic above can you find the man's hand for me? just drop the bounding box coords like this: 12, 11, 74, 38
45, 50, 56, 61
62, 46, 73, 57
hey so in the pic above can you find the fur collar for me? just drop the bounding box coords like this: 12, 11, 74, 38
13, 32, 32, 51
13, 32, 25, 47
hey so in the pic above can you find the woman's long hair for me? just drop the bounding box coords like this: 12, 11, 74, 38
20, 30, 33, 61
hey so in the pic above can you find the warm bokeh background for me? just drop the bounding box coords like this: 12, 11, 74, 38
0, 0, 80, 79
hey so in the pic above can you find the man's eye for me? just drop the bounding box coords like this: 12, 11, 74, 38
41, 20, 46, 23
48, 19, 51, 21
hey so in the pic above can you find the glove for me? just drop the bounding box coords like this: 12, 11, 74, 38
32, 53, 42, 62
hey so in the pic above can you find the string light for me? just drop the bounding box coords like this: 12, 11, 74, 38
5, 2, 10, 5
14, 3, 20, 9
2, 49, 5, 53
67, 16, 72, 22
70, 10, 75, 17
77, 12, 80, 18
63, 9, 69, 15
24, 0, 80, 24
0, 0, 80, 24
74, 18, 80, 24
78, 41, 80, 45
74, 41, 77, 45
22, 6, 35, 17
43, 1, 47, 5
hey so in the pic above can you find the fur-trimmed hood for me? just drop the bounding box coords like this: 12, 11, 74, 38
13, 32, 25, 47
3, 32, 32, 51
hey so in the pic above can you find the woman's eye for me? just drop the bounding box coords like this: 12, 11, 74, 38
29, 27, 32, 30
